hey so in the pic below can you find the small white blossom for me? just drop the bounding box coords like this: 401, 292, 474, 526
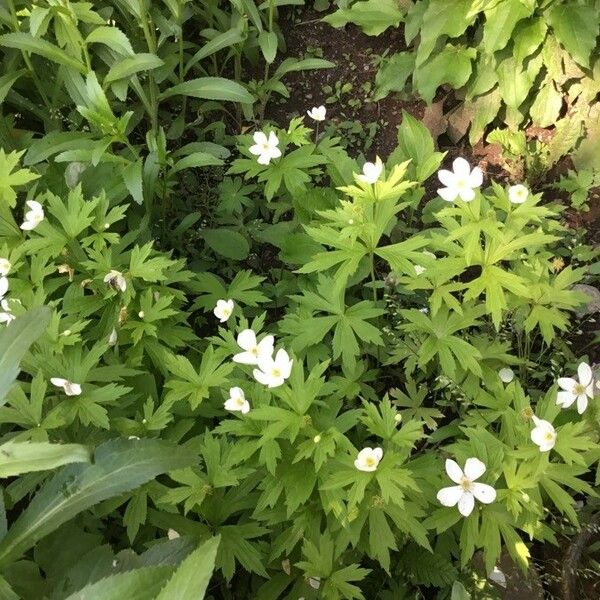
0, 299, 15, 324
213, 299, 234, 323
232, 329, 274, 365
0, 258, 11, 277
249, 131, 281, 165
530, 416, 556, 452
498, 368, 515, 383
167, 528, 180, 540
358, 156, 383, 184
20, 200, 45, 230
50, 377, 82, 396
508, 184, 529, 204
108, 328, 118, 345
253, 348, 293, 388
354, 447, 383, 472
307, 105, 326, 121
224, 386, 250, 414
104, 270, 127, 292
437, 158, 483, 202
437, 458, 496, 517
556, 362, 594, 414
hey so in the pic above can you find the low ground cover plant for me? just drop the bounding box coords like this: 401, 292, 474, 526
0, 1, 599, 599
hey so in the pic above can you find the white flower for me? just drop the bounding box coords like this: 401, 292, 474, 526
530, 416, 556, 452
213, 299, 234, 323
50, 377, 82, 396
354, 447, 383, 472
249, 131, 282, 165
437, 157, 483, 202
508, 184, 529, 204
0, 276, 8, 299
167, 528, 180, 540
0, 259, 11, 277
253, 348, 293, 388
103, 270, 127, 292
437, 458, 496, 517
0, 299, 15, 325
233, 329, 274, 365
556, 362, 594, 414
307, 105, 326, 121
358, 156, 383, 184
20, 200, 45, 230
108, 328, 118, 346
498, 368, 515, 383
224, 386, 250, 414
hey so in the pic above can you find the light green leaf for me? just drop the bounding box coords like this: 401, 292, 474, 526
105, 53, 164, 84
323, 0, 405, 36
159, 77, 254, 103
156, 536, 220, 599
203, 229, 249, 260
0, 33, 86, 73
530, 80, 563, 127
482, 0, 532, 54
121, 159, 144, 205
0, 442, 90, 478
373, 52, 414, 101
0, 69, 27, 105
86, 26, 134, 56
0, 307, 50, 406
258, 30, 278, 64
186, 28, 245, 73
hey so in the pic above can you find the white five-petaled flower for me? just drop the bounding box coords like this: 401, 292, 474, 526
0, 258, 11, 277
50, 377, 82, 396
530, 416, 556, 452
224, 386, 250, 414
253, 348, 293, 388
249, 131, 282, 165
556, 362, 595, 414
437, 458, 496, 517
508, 184, 529, 204
233, 329, 274, 365
498, 368, 515, 383
354, 447, 383, 472
104, 270, 127, 293
0, 299, 15, 324
358, 156, 383, 184
20, 200, 45, 230
307, 105, 326, 121
437, 157, 483, 202
213, 299, 234, 323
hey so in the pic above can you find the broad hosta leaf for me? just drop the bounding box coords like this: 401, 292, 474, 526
0, 307, 51, 406
546, 3, 599, 67
159, 77, 253, 103
373, 52, 414, 101
512, 17, 547, 63
0, 442, 90, 478
530, 80, 563, 127
64, 566, 174, 600
323, 0, 405, 36
0, 438, 198, 567
482, 0, 532, 54
0, 33, 86, 73
155, 536, 220, 600
105, 53, 164, 84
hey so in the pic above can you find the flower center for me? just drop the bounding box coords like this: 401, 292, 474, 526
235, 397, 244, 407
271, 368, 281, 378
544, 432, 554, 441
262, 143, 270, 151
251, 347, 258, 356
460, 476, 472, 491
574, 383, 586, 395
365, 457, 375, 467
456, 178, 467, 189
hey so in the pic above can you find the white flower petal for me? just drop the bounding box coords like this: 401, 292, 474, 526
0, 277, 8, 298
578, 362, 593, 386
437, 485, 463, 507
232, 351, 257, 365
373, 447, 383, 461
437, 169, 456, 187
557, 377, 577, 391
253, 131, 267, 145
457, 491, 475, 516
452, 157, 471, 178
498, 368, 514, 383
556, 390, 576, 407
463, 457, 486, 481
471, 483, 496, 504
437, 187, 458, 202
445, 459, 464, 484
237, 329, 257, 351
458, 187, 476, 202
576, 394, 588, 414
50, 377, 67, 387
468, 166, 483, 188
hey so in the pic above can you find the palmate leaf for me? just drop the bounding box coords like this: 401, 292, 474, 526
0, 438, 198, 567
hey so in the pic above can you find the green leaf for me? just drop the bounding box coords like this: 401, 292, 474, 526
0, 438, 198, 566
415, 45, 476, 104
0, 69, 27, 105
258, 31, 278, 64
64, 566, 174, 600
0, 33, 86, 73
512, 18, 547, 63
482, 0, 532, 54
186, 28, 245, 73
121, 159, 144, 205
373, 52, 414, 101
0, 442, 90, 478
86, 26, 134, 56
156, 536, 220, 599
546, 3, 599, 67
530, 80, 563, 127
323, 0, 405, 36
203, 229, 249, 260
159, 77, 253, 103
105, 53, 164, 84
0, 307, 51, 406
170, 152, 223, 176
